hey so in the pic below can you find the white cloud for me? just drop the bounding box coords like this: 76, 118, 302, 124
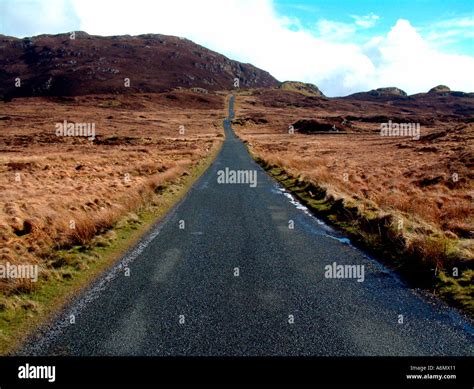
351, 13, 380, 28
435, 16, 474, 29
424, 16, 474, 49
0, 0, 80, 37
362, 19, 474, 94
316, 19, 356, 41
1, 0, 473, 96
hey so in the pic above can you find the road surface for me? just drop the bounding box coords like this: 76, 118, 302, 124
19, 96, 474, 356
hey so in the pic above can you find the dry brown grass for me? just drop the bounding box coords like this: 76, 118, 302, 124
234, 93, 473, 276
0, 91, 224, 294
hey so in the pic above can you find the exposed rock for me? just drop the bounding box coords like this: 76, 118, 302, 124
370, 87, 407, 97
280, 81, 325, 97
346, 87, 408, 101
428, 85, 451, 94
232, 114, 268, 126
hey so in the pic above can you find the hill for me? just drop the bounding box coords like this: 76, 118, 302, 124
0, 32, 279, 99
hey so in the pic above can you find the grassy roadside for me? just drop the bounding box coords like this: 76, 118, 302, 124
0, 139, 223, 355
249, 152, 473, 318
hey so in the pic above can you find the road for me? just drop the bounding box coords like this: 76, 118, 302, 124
19, 96, 473, 356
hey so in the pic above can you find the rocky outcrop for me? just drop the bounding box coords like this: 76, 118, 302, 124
344, 87, 408, 101
428, 85, 451, 94
368, 87, 407, 97
279, 81, 325, 97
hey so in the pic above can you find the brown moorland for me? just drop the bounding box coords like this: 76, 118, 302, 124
0, 90, 224, 300
234, 87, 473, 314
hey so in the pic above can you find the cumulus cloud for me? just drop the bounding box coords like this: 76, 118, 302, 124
1, 0, 473, 96
362, 19, 474, 94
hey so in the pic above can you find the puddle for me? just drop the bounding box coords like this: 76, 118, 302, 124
271, 182, 412, 284
272, 184, 353, 246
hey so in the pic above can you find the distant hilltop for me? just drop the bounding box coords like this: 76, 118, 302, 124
343, 85, 473, 101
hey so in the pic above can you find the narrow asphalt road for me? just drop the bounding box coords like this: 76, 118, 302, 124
20, 96, 473, 356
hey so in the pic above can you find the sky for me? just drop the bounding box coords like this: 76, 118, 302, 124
0, 0, 473, 96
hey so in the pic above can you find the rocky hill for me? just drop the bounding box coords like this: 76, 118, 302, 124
0, 32, 279, 99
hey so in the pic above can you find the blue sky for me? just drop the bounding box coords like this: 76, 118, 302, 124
275, 0, 474, 55
0, 0, 473, 96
